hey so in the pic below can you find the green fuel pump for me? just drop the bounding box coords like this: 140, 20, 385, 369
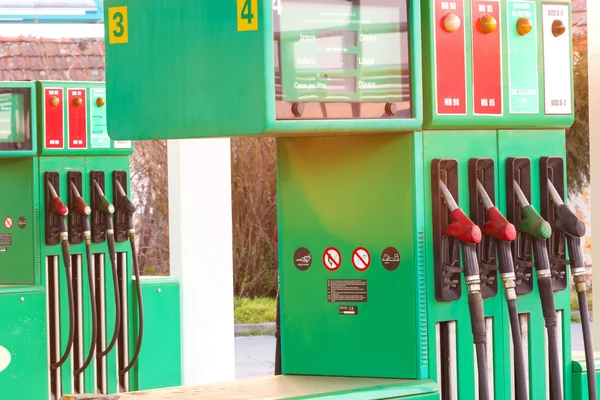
512, 180, 562, 400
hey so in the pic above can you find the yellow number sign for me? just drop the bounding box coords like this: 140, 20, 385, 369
237, 0, 258, 31
108, 6, 129, 44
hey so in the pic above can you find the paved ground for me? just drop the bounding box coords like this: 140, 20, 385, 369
235, 323, 589, 379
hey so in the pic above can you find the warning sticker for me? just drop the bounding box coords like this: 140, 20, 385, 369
323, 247, 341, 271
0, 234, 11, 246
352, 247, 370, 271
381, 247, 401, 271
327, 279, 367, 303
293, 247, 312, 271
339, 305, 358, 315
3, 217, 12, 230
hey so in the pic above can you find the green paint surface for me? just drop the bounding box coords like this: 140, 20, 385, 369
0, 290, 49, 400
0, 158, 39, 284
507, 0, 539, 114
135, 278, 182, 390
277, 133, 426, 379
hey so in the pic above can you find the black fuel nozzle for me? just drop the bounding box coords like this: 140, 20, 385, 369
93, 179, 116, 261
115, 180, 136, 233
439, 179, 489, 400
547, 180, 587, 286
70, 181, 92, 243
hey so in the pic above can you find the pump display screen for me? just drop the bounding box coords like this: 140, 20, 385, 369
0, 89, 31, 151
274, 0, 412, 120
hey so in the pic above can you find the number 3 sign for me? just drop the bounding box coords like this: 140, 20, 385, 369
237, 0, 258, 31
108, 7, 129, 44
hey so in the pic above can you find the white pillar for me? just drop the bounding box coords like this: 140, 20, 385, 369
589, 0, 600, 350
168, 138, 235, 384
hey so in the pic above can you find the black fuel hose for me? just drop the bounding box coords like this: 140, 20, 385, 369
119, 233, 144, 376
496, 240, 528, 400
74, 223, 98, 375
51, 228, 76, 370
532, 239, 563, 400
97, 216, 122, 358
462, 242, 490, 400
565, 234, 597, 400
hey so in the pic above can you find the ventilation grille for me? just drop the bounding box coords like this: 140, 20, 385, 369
418, 230, 428, 367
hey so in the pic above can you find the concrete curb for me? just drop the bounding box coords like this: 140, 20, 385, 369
235, 322, 276, 335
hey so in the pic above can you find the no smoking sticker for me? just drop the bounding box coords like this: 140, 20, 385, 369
4, 217, 12, 230
352, 247, 371, 271
323, 247, 341, 271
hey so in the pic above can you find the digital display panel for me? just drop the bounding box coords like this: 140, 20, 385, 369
274, 0, 412, 120
0, 89, 32, 151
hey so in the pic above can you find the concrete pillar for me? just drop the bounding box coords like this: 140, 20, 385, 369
168, 138, 235, 384
589, 0, 600, 349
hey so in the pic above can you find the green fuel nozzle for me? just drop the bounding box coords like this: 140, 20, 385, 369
93, 180, 115, 215
512, 180, 551, 239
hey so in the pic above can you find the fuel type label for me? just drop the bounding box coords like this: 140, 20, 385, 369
339, 305, 358, 315
507, 0, 539, 113
327, 280, 367, 303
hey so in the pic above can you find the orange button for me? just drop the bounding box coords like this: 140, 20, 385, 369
516, 17, 532, 36
72, 97, 83, 107
552, 19, 566, 37
50, 96, 60, 107
96, 97, 105, 107
479, 15, 497, 34
443, 13, 461, 33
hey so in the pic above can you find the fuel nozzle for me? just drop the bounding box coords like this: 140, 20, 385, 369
115, 180, 136, 233
47, 180, 68, 238
93, 180, 115, 216
547, 179, 587, 284
70, 181, 92, 244
513, 179, 563, 400
475, 180, 527, 400
439, 179, 489, 400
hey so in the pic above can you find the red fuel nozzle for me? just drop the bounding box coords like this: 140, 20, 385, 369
50, 197, 69, 216
74, 196, 91, 216
484, 207, 517, 242
443, 208, 482, 244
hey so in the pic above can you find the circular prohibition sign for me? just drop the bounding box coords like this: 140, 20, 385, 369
322, 247, 341, 271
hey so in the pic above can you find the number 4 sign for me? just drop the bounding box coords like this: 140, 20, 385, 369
237, 0, 258, 31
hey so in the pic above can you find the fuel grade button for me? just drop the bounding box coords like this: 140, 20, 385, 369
293, 247, 312, 271
381, 247, 401, 271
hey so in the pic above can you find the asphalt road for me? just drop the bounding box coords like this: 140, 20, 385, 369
235, 323, 588, 380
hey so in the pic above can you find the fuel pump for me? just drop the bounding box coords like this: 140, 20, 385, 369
46, 179, 75, 371
512, 180, 562, 400
474, 181, 527, 400
91, 179, 122, 359
545, 179, 596, 399
69, 181, 98, 377
438, 179, 489, 400
113, 179, 144, 378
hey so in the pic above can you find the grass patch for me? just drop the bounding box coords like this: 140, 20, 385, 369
237, 327, 276, 337
234, 297, 276, 324
570, 287, 593, 312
